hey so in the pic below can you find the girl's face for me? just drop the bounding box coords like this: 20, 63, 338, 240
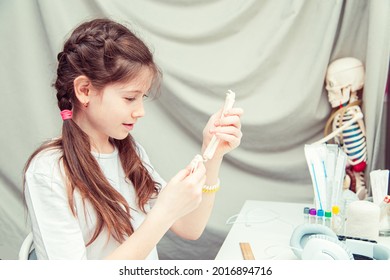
78, 66, 153, 152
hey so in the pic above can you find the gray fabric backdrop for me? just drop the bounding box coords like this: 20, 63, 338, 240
0, 0, 389, 259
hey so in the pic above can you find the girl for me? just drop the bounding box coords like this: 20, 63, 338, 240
23, 18, 243, 260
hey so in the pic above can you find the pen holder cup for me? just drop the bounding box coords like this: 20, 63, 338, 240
379, 204, 390, 237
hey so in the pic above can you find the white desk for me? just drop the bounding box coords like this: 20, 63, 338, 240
215, 200, 390, 260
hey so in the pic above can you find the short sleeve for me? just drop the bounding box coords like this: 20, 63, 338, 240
24, 152, 87, 259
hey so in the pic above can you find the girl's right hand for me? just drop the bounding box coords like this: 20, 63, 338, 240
153, 161, 206, 223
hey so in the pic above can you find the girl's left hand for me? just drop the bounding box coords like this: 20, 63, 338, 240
202, 107, 244, 159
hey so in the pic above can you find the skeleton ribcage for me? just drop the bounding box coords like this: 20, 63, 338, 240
332, 107, 367, 166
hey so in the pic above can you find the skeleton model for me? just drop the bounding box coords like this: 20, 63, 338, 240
322, 57, 367, 199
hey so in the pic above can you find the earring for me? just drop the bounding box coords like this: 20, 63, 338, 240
83, 101, 89, 108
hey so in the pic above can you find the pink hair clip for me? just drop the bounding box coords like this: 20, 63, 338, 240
60, 109, 73, 120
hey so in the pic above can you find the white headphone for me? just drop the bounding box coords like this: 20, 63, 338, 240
290, 223, 390, 260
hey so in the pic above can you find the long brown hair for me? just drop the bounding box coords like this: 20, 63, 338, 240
24, 18, 162, 246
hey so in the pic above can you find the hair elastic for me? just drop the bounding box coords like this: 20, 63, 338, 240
60, 110, 73, 120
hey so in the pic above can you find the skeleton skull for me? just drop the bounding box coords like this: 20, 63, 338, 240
325, 57, 365, 108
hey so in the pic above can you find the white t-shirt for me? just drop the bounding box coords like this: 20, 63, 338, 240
24, 142, 166, 260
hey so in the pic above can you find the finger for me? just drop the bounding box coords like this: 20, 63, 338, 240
215, 132, 242, 145
209, 107, 242, 128
192, 162, 206, 178
171, 168, 191, 183
215, 115, 241, 129
187, 154, 203, 173
224, 107, 244, 117
186, 164, 206, 185
212, 126, 242, 137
